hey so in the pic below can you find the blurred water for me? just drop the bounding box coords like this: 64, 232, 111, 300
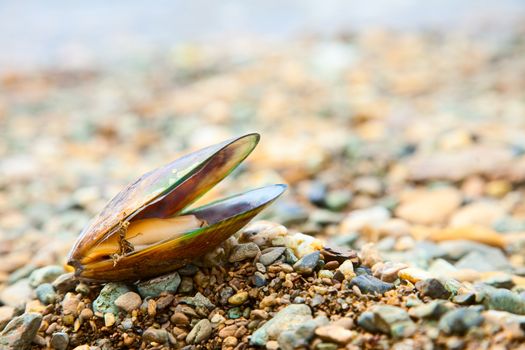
0, 0, 523, 70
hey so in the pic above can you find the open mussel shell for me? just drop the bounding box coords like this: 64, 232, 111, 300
73, 184, 286, 281
68, 133, 260, 268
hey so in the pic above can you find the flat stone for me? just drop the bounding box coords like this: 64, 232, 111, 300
250, 304, 313, 346
0, 312, 42, 350
439, 307, 484, 335
186, 319, 212, 344
137, 272, 181, 298
229, 243, 260, 262
340, 206, 391, 233
293, 251, 320, 275
259, 247, 286, 266
348, 275, 394, 295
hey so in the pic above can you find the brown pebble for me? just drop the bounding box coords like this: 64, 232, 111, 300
147, 299, 157, 317
171, 312, 190, 326
219, 324, 237, 338
224, 336, 238, 347
325, 261, 340, 270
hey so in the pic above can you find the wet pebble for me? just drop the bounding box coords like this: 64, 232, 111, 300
137, 272, 181, 298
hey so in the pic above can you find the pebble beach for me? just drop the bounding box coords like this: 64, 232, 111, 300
1, 15, 525, 350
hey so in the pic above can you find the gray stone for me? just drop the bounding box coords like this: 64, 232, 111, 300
455, 250, 511, 272
179, 276, 194, 293
259, 247, 286, 266
439, 307, 484, 335
278, 316, 329, 350
182, 292, 215, 311
349, 275, 394, 295
0, 313, 42, 350
452, 293, 476, 305
250, 304, 313, 346
137, 272, 181, 298
93, 283, 131, 315
229, 243, 260, 262
357, 305, 415, 338
482, 288, 525, 315
409, 301, 450, 319
28, 265, 64, 287
293, 251, 320, 275
186, 319, 212, 344
52, 273, 79, 294
284, 249, 298, 265
35, 283, 57, 305
7, 265, 36, 285
177, 264, 199, 276
51, 332, 69, 350
415, 279, 451, 299
143, 327, 169, 344
253, 272, 267, 287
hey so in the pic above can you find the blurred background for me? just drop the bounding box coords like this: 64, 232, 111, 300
1, 1, 525, 275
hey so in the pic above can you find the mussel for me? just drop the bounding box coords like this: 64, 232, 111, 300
67, 133, 286, 281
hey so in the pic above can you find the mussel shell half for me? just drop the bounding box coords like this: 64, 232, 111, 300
68, 133, 260, 265
74, 184, 286, 281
